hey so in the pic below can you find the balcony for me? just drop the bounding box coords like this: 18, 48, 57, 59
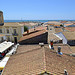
12, 33, 18, 36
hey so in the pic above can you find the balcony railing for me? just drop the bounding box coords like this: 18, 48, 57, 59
12, 33, 18, 36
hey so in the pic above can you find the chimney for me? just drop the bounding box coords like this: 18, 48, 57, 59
27, 30, 29, 34
50, 40, 54, 50
57, 46, 63, 55
34, 26, 35, 30
39, 43, 44, 47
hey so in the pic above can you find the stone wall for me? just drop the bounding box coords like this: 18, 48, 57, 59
19, 32, 48, 45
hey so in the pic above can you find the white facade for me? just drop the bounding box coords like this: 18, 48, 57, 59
55, 32, 67, 44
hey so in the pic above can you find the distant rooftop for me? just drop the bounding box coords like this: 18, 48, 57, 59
65, 27, 75, 32
62, 31, 75, 40
45, 21, 62, 25
55, 28, 63, 33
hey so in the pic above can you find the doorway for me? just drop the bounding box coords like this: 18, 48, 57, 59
14, 37, 17, 44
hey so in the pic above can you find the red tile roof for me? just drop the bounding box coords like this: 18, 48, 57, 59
18, 29, 47, 42
55, 28, 63, 33
65, 27, 75, 32
23, 26, 47, 35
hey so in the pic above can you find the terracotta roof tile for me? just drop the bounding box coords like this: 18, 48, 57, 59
65, 27, 75, 32
2, 45, 75, 75
18, 29, 47, 42
55, 28, 63, 33
70, 46, 75, 53
48, 33, 62, 43
62, 31, 75, 40
23, 26, 47, 35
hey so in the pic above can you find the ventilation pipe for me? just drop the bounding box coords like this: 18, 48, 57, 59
57, 46, 63, 55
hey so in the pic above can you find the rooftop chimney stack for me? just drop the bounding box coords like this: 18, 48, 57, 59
39, 43, 44, 47
50, 40, 54, 50
0, 11, 4, 26
57, 46, 63, 55
27, 30, 29, 34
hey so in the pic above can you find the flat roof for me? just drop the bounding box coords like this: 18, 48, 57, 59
0, 41, 14, 53
3, 22, 24, 27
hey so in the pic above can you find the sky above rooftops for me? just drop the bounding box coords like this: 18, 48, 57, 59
0, 0, 75, 20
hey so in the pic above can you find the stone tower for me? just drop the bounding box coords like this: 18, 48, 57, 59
0, 11, 4, 25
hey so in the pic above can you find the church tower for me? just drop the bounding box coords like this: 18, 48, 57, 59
0, 11, 4, 25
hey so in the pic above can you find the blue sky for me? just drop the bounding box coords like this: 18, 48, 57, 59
0, 0, 75, 20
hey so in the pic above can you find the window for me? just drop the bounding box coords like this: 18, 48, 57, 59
8, 37, 10, 41
0, 29, 2, 33
7, 29, 9, 33
14, 29, 16, 34
1, 37, 3, 41
50, 28, 52, 30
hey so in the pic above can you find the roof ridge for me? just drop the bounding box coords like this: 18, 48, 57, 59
43, 47, 46, 71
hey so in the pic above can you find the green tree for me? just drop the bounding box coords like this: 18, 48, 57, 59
60, 24, 64, 27
24, 26, 28, 32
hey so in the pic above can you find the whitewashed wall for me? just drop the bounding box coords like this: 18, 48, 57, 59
55, 32, 67, 44
21, 27, 24, 34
